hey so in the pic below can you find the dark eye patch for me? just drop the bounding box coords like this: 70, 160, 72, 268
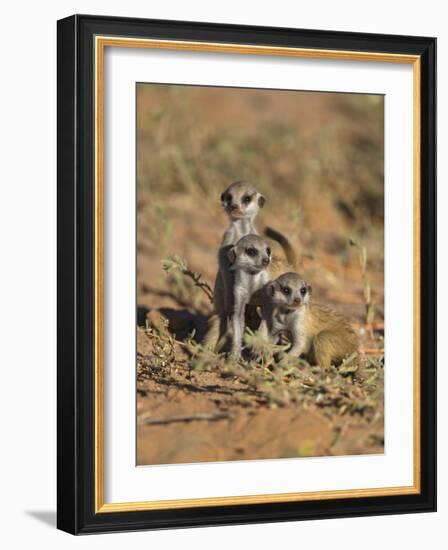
266, 247, 271, 256
242, 194, 252, 204
282, 286, 291, 295
300, 286, 307, 296
245, 247, 258, 257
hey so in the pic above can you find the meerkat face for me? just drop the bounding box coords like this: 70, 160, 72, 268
220, 181, 266, 221
227, 234, 271, 274
268, 272, 312, 310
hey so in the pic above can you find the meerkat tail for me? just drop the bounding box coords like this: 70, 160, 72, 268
264, 226, 298, 270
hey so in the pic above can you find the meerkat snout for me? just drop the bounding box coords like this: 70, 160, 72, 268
220, 180, 265, 220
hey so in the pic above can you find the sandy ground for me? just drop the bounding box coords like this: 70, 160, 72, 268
136, 85, 384, 465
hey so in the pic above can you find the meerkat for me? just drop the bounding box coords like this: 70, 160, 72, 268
223, 234, 272, 357
203, 182, 299, 351
215, 180, 266, 316
219, 180, 266, 246
247, 226, 298, 308
203, 181, 266, 349
259, 272, 358, 368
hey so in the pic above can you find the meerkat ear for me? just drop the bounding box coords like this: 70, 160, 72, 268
220, 192, 226, 203
307, 284, 312, 295
258, 194, 266, 208
227, 246, 236, 264
267, 281, 276, 296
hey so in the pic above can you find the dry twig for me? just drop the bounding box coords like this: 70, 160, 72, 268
138, 411, 235, 425
162, 255, 214, 304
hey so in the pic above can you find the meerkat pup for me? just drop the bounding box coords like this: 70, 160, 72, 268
204, 182, 299, 351
223, 234, 272, 357
219, 180, 266, 246
215, 180, 266, 319
204, 181, 266, 350
259, 272, 358, 368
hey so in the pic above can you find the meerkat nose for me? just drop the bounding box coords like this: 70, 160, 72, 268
262, 257, 270, 266
293, 297, 302, 305
230, 203, 239, 210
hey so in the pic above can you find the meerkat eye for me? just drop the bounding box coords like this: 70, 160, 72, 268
226, 193, 232, 202
266, 247, 271, 256
282, 286, 291, 295
246, 247, 258, 257
300, 286, 307, 296
242, 195, 252, 204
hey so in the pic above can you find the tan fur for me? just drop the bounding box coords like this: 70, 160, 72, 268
302, 304, 359, 368
264, 226, 298, 272
268, 256, 295, 278
259, 272, 358, 368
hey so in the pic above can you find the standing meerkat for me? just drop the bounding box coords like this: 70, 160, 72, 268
259, 272, 358, 368
203, 181, 266, 349
219, 180, 266, 246
224, 234, 272, 357
203, 181, 298, 350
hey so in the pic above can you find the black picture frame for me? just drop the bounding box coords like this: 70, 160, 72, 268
57, 14, 436, 534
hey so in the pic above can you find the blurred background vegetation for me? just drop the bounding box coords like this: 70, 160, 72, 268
137, 83, 384, 325
136, 83, 385, 465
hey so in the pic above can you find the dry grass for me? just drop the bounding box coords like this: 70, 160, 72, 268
139, 266, 383, 415
136, 84, 385, 464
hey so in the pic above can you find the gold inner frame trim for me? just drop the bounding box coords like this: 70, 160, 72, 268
94, 35, 421, 513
